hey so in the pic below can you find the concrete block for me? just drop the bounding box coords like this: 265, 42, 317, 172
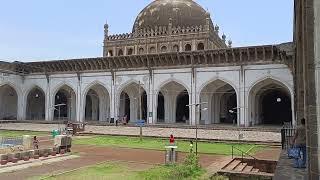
7, 153, 13, 162
1, 160, 7, 165
23, 156, 30, 161
14, 152, 21, 160
12, 157, 18, 163
23, 135, 32, 150
0, 154, 8, 161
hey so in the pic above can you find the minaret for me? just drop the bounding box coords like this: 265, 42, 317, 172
103, 20, 109, 57
168, 18, 173, 35
104, 21, 109, 37
205, 11, 210, 31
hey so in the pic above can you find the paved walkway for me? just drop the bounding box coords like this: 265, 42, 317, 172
273, 151, 307, 180
0, 123, 281, 143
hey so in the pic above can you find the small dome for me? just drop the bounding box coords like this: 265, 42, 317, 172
133, 0, 210, 32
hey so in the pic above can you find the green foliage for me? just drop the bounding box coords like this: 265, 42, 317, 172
137, 152, 205, 180
169, 152, 204, 179
210, 174, 229, 180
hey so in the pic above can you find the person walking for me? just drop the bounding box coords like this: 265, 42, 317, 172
33, 136, 39, 149
292, 118, 307, 168
189, 141, 194, 153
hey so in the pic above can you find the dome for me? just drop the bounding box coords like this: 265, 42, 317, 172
133, 0, 210, 32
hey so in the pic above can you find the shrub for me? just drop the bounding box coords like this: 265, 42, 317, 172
167, 152, 204, 179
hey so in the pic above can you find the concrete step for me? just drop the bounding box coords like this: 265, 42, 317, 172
234, 162, 247, 172
243, 165, 254, 172
251, 168, 260, 173
224, 160, 241, 171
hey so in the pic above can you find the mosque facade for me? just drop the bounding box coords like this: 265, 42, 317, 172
0, 0, 295, 127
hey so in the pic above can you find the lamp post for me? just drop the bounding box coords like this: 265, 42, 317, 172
53, 104, 66, 122
187, 102, 208, 155
136, 81, 144, 141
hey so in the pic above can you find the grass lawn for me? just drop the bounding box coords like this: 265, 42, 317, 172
0, 130, 49, 137
74, 135, 264, 155
34, 161, 225, 180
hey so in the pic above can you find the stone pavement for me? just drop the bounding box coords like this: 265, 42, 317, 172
273, 151, 307, 180
0, 123, 281, 143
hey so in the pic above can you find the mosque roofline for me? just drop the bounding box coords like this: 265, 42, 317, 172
0, 44, 293, 75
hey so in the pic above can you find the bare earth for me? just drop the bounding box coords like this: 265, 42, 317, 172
1, 145, 228, 180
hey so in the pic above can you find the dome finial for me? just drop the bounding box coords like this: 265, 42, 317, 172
222, 33, 226, 43
214, 25, 220, 34
228, 40, 233, 48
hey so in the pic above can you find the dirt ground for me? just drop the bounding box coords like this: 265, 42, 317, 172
1, 144, 226, 180
253, 147, 281, 161
0, 135, 281, 180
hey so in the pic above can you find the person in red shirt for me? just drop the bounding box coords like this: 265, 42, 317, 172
169, 134, 175, 144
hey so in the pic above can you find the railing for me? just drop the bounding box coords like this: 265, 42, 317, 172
281, 123, 296, 150
0, 137, 23, 146
232, 146, 258, 166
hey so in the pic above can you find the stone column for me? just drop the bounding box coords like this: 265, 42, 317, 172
164, 93, 178, 123
240, 67, 246, 127
148, 77, 154, 124
312, 0, 320, 176
99, 96, 108, 122
45, 82, 51, 121
75, 78, 81, 122
17, 92, 26, 121
74, 88, 80, 122
119, 93, 125, 117
91, 95, 98, 121
213, 94, 221, 124
200, 94, 210, 125
129, 94, 138, 123
110, 82, 116, 122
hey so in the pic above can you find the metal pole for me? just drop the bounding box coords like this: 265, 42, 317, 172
196, 104, 198, 155
196, 121, 198, 155
139, 81, 142, 120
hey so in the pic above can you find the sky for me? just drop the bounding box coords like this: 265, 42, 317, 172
0, 0, 293, 62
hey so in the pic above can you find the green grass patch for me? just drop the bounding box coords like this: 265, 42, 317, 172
74, 135, 264, 155
35, 153, 212, 180
0, 130, 49, 137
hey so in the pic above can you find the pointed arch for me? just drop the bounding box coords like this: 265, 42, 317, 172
26, 86, 46, 120
0, 83, 19, 120
248, 77, 293, 126
52, 83, 77, 121
82, 81, 110, 122
156, 79, 190, 97
117, 80, 147, 123
156, 80, 190, 124
199, 79, 238, 125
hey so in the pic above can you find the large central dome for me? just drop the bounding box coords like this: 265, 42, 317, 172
133, 0, 210, 31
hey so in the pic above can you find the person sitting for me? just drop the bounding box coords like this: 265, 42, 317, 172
33, 136, 39, 149
292, 118, 307, 168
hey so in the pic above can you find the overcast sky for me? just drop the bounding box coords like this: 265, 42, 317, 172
0, 0, 293, 62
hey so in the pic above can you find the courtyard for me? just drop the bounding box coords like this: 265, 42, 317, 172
0, 129, 280, 179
